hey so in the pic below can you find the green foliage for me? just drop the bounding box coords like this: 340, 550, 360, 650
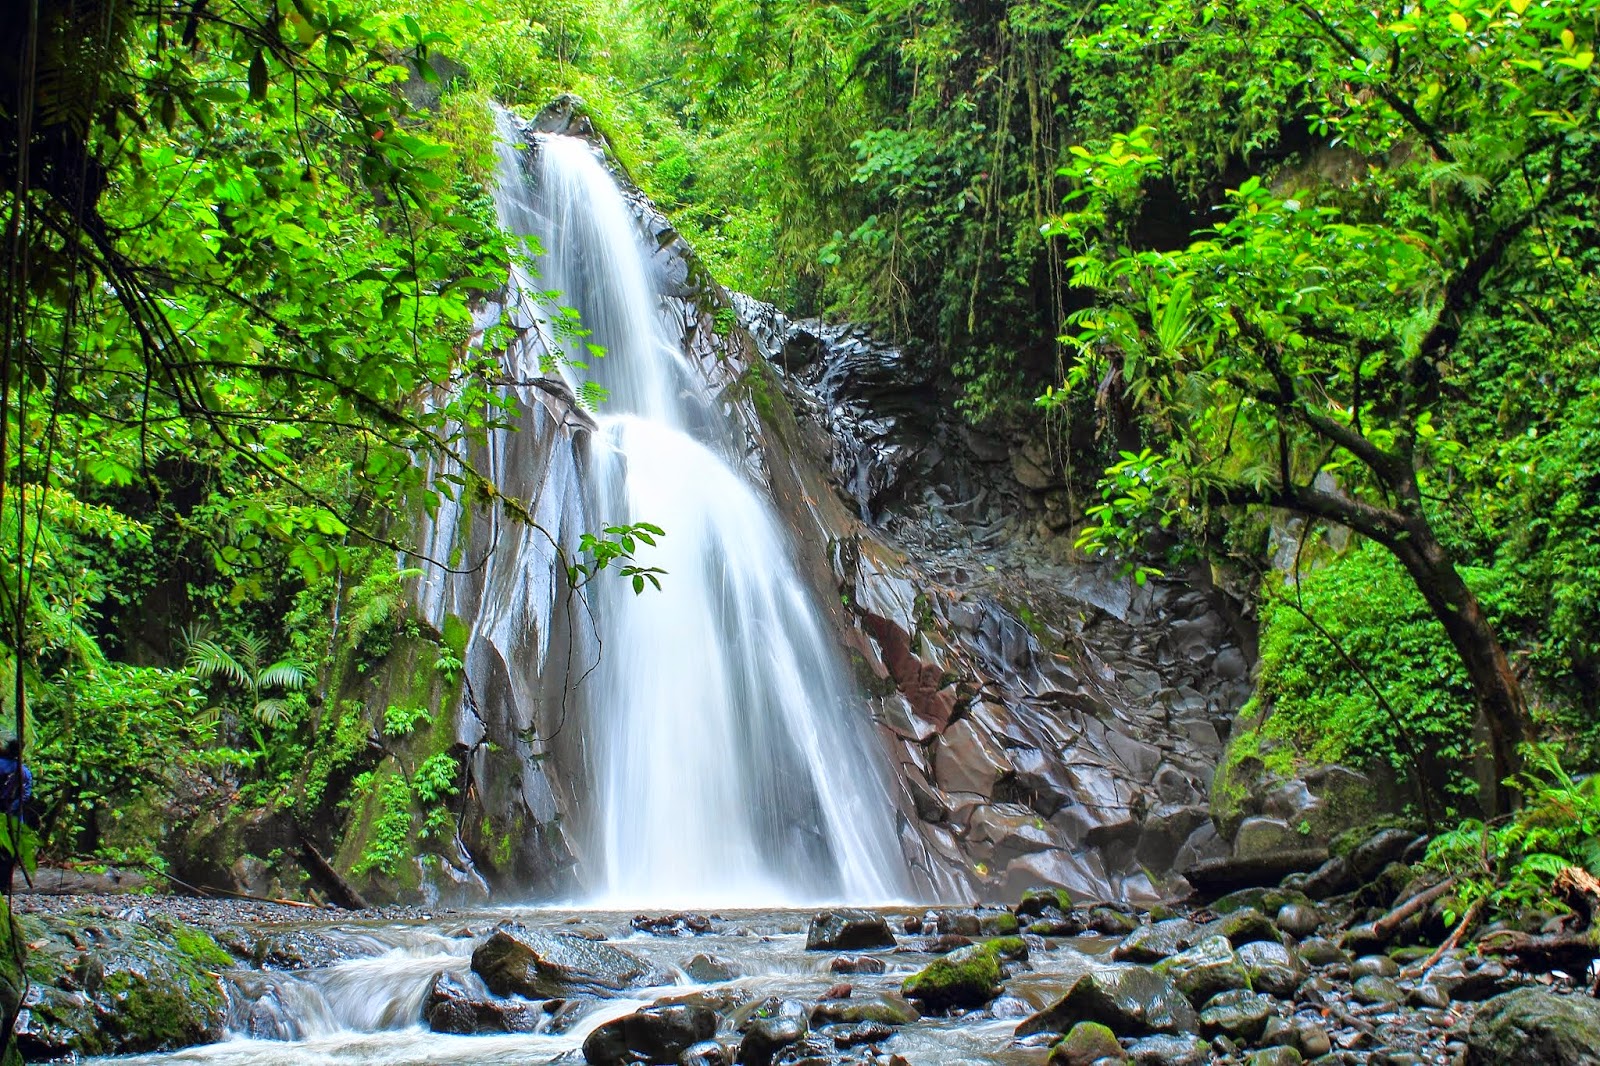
32, 665, 211, 849
381, 704, 431, 739
348, 769, 415, 878
1424, 745, 1600, 922
1251, 545, 1479, 800
184, 631, 310, 730
414, 753, 460, 805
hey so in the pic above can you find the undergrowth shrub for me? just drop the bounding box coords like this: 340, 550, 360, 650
1252, 544, 1480, 805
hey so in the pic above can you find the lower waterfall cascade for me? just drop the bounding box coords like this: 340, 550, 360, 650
452, 111, 913, 907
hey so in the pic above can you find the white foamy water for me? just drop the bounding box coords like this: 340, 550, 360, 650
511, 127, 909, 907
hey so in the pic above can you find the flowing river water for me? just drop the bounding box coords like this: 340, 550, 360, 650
98, 907, 1108, 1066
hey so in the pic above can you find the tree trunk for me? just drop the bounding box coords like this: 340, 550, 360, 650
1390, 519, 1530, 813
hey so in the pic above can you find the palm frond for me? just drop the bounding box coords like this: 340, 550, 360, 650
185, 638, 249, 687
257, 662, 310, 691
253, 698, 292, 728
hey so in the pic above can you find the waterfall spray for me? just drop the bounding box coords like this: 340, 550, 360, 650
489, 115, 908, 907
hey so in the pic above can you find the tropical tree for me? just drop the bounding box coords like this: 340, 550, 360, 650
1043, 0, 1600, 806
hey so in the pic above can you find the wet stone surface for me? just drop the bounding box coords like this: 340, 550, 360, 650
10, 893, 1600, 1066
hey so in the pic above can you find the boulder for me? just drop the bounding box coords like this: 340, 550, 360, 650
1207, 907, 1281, 948
900, 944, 1002, 1011
1274, 903, 1322, 939
1425, 955, 1514, 1002
1198, 989, 1272, 1042
1236, 940, 1303, 999
1348, 827, 1419, 881
1350, 954, 1398, 980
1015, 967, 1198, 1038
830, 955, 886, 975
809, 993, 919, 1027
1126, 1033, 1208, 1065
1351, 975, 1404, 1006
422, 971, 540, 1034
682, 1041, 731, 1066
11, 912, 231, 1059
684, 954, 739, 983
471, 927, 657, 998
1465, 988, 1600, 1066
1246, 1049, 1303, 1066
1154, 936, 1249, 1006
1049, 1020, 1130, 1065
830, 1020, 893, 1047
1297, 937, 1350, 968
805, 910, 896, 952
1112, 919, 1201, 964
737, 1016, 806, 1066
1233, 817, 1303, 861
581, 1003, 717, 1066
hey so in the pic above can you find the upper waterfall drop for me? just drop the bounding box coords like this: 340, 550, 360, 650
492, 113, 912, 907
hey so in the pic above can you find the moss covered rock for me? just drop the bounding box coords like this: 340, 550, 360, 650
1049, 1020, 1130, 1064
901, 943, 1003, 1011
13, 910, 233, 1058
1465, 988, 1600, 1066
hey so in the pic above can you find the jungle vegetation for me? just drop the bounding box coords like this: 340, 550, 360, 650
1, 0, 1597, 968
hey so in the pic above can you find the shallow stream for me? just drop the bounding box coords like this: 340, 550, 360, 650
96, 907, 1091, 1065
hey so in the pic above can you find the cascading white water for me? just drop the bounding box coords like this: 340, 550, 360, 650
496, 120, 910, 907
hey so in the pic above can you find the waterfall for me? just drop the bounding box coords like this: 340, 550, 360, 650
482, 112, 909, 907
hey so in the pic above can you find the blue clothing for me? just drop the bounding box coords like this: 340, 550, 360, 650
0, 756, 31, 818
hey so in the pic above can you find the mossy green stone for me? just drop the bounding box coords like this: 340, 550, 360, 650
1049, 1020, 1129, 1065
901, 944, 1002, 1010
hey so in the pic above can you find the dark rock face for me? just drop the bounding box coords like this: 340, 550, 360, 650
734, 294, 1260, 904
1015, 967, 1198, 1038
422, 971, 540, 1034
582, 1002, 717, 1066
1465, 988, 1600, 1066
471, 927, 657, 998
805, 910, 896, 952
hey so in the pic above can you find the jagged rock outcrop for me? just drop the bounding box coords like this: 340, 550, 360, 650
737, 301, 1257, 901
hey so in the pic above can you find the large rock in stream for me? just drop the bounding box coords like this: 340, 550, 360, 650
805, 910, 896, 951
582, 1002, 717, 1065
471, 926, 660, 998
12, 910, 233, 1058
1465, 988, 1600, 1066
423, 971, 540, 1034
1015, 966, 1197, 1039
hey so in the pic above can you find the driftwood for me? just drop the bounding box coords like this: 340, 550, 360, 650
1477, 865, 1600, 974
1370, 876, 1456, 942
1404, 896, 1484, 978
1478, 929, 1598, 973
1183, 848, 1329, 897
1555, 865, 1600, 925
300, 840, 372, 910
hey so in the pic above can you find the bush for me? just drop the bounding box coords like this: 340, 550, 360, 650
1252, 544, 1479, 804
33, 664, 211, 850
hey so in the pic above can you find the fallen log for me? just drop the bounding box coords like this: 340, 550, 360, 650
1182, 848, 1330, 897
300, 840, 372, 910
1478, 929, 1599, 974
1343, 876, 1456, 952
